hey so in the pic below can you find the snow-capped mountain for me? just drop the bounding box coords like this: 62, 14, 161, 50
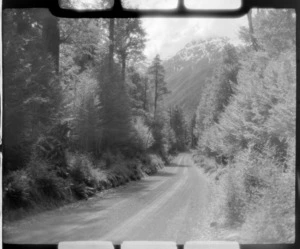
164, 37, 228, 74
163, 37, 230, 119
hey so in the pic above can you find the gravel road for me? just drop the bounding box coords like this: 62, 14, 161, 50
4, 153, 212, 244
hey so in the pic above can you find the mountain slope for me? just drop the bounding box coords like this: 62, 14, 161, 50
164, 37, 229, 119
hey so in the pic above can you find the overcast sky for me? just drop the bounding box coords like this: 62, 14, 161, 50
73, 0, 248, 59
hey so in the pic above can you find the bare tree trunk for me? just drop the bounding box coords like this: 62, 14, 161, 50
143, 78, 148, 112
154, 69, 158, 117
121, 54, 126, 82
108, 18, 115, 71
287, 9, 296, 45
41, 9, 60, 74
247, 9, 259, 51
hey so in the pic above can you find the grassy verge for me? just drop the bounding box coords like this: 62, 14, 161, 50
3, 152, 165, 223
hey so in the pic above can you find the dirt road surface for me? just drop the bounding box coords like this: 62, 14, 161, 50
4, 153, 213, 244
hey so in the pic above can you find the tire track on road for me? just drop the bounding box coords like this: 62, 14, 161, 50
100, 155, 188, 241
44, 155, 186, 243
3, 154, 188, 244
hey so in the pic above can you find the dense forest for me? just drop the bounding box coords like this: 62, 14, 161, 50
193, 9, 295, 242
2, 4, 295, 243
2, 8, 191, 218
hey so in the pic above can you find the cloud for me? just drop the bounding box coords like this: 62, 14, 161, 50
125, 0, 247, 59
73, 0, 248, 60
142, 16, 247, 59
142, 18, 210, 59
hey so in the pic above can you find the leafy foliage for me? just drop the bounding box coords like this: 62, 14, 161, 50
239, 9, 296, 56
195, 44, 239, 149
132, 117, 154, 151
194, 9, 295, 243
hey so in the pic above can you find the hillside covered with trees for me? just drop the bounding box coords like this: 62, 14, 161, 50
192, 9, 295, 243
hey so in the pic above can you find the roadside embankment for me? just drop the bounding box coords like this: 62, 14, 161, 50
192, 152, 295, 243
3, 151, 167, 223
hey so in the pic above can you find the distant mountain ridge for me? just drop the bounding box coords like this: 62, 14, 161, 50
163, 37, 229, 119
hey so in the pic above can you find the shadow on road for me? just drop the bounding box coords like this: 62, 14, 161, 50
154, 171, 177, 177
167, 163, 191, 168
4, 160, 192, 241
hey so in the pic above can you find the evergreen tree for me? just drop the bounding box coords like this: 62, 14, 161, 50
150, 110, 172, 160
148, 55, 169, 116
127, 67, 151, 116
3, 9, 62, 172
190, 113, 197, 148
99, 19, 132, 149
170, 106, 188, 151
